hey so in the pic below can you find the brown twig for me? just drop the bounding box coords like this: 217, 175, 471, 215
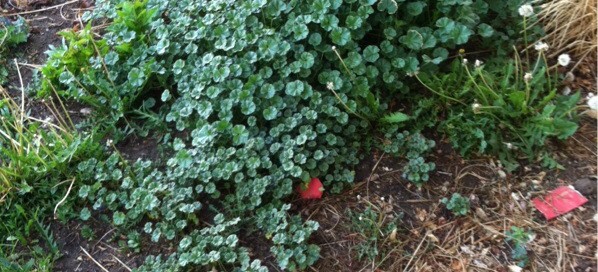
79, 246, 109, 272
3, 0, 80, 16
53, 178, 76, 219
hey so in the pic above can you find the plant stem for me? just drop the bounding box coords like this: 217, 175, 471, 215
415, 74, 466, 106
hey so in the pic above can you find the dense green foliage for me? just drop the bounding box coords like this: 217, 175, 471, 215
505, 226, 533, 267
0, 0, 576, 270
441, 193, 470, 216
0, 17, 28, 84
418, 53, 579, 171
347, 205, 400, 263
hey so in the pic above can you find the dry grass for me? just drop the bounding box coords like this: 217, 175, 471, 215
307, 117, 597, 271
537, 0, 597, 67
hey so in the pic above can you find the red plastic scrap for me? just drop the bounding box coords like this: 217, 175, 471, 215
532, 186, 588, 220
297, 178, 324, 200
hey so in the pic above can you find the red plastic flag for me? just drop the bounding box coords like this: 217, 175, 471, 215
297, 178, 324, 199
532, 186, 588, 220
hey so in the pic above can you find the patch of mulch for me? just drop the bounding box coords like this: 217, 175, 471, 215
304, 100, 597, 271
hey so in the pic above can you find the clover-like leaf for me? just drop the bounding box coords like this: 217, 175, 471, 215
363, 45, 380, 63
263, 106, 279, 120
80, 208, 91, 221
477, 23, 494, 38
113, 211, 126, 225
399, 30, 424, 50
406, 2, 426, 16
128, 68, 145, 87
377, 0, 398, 14
330, 27, 351, 46
285, 80, 305, 96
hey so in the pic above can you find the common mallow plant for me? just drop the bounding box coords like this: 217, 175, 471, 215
38, 0, 537, 270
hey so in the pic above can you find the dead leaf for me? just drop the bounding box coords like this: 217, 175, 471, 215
426, 233, 439, 243
475, 207, 488, 221
389, 228, 397, 242
416, 208, 428, 222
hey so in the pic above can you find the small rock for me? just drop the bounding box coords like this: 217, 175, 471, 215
573, 178, 597, 196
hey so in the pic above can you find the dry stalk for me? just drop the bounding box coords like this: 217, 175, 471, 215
537, 0, 597, 63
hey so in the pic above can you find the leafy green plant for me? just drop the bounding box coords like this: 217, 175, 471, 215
25, 0, 538, 270
378, 126, 436, 186
347, 205, 401, 263
505, 226, 533, 267
0, 86, 98, 196
441, 193, 470, 216
418, 49, 579, 171
0, 17, 28, 84
0, 205, 59, 271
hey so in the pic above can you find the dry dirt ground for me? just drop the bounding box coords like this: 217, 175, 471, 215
2, 1, 596, 271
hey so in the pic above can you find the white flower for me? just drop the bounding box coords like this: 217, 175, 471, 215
357, 194, 361, 200
471, 103, 482, 113
508, 265, 523, 272
462, 58, 468, 65
505, 142, 514, 149
588, 96, 598, 110
106, 139, 113, 147
326, 81, 334, 90
534, 42, 549, 52
518, 4, 534, 17
380, 197, 385, 201
587, 92, 595, 99
331, 46, 336, 51
474, 59, 483, 68
557, 54, 571, 66
80, 108, 92, 115
524, 72, 533, 83
358, 216, 363, 221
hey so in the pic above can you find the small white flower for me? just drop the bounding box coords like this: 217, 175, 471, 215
331, 46, 336, 51
474, 59, 483, 68
587, 92, 595, 99
356, 194, 361, 200
557, 54, 571, 66
326, 81, 334, 90
471, 103, 482, 113
80, 108, 93, 115
358, 216, 363, 221
518, 4, 534, 17
505, 142, 514, 149
508, 265, 523, 272
462, 58, 468, 65
106, 139, 113, 147
380, 197, 385, 201
561, 86, 571, 95
588, 96, 598, 110
524, 72, 533, 83
534, 41, 549, 52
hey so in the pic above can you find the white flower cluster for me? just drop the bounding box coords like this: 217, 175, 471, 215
524, 72, 533, 83
534, 42, 549, 52
557, 54, 571, 66
518, 4, 534, 17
